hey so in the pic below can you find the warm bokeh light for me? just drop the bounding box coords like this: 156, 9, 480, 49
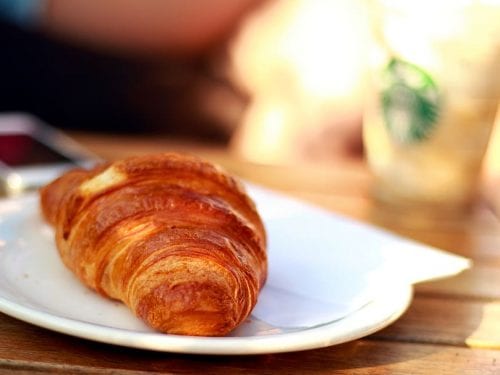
229, 0, 368, 165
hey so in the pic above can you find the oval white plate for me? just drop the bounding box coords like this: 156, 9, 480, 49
0, 192, 412, 355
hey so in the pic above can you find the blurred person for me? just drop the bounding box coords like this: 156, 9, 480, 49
0, 0, 266, 141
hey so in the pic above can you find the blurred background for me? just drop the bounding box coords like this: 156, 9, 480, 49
0, 0, 499, 174
0, 0, 367, 159
229, 0, 368, 164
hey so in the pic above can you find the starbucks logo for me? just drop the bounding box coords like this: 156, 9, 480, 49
381, 58, 441, 144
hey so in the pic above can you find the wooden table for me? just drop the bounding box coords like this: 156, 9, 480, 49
2, 133, 500, 374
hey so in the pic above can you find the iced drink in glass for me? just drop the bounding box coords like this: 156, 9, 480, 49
364, 0, 500, 210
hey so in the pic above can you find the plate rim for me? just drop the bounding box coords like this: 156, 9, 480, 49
0, 284, 413, 355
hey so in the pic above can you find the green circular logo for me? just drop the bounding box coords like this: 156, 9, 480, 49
381, 58, 441, 144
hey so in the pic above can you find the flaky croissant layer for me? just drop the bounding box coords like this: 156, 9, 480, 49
40, 152, 267, 336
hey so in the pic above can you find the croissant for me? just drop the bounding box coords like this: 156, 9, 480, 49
39, 152, 267, 336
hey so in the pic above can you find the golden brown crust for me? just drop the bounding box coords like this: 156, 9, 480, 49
39, 152, 267, 336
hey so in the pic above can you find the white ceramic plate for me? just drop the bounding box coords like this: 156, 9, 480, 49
0, 192, 412, 355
